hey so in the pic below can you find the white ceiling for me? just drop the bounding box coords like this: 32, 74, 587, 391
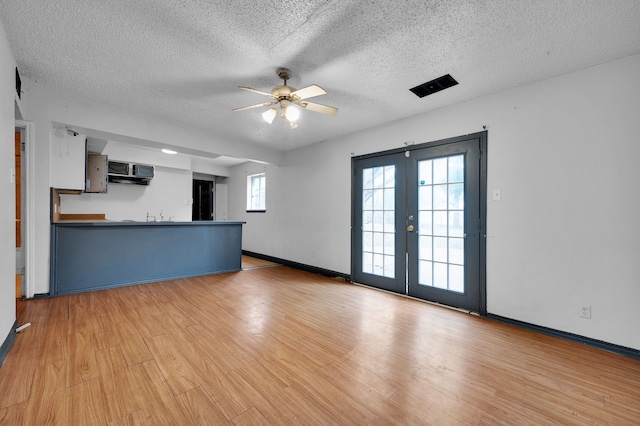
3, 0, 640, 157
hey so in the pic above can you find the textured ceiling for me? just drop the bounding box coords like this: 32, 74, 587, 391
2, 0, 640, 156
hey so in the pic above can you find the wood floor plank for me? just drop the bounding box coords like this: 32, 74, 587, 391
275, 381, 371, 425
0, 402, 27, 426
5, 267, 640, 425
94, 345, 145, 423
241, 255, 279, 270
143, 332, 203, 395
251, 336, 325, 387
107, 288, 165, 339
283, 373, 381, 424
199, 369, 282, 422
107, 408, 152, 425
93, 314, 122, 352
115, 319, 154, 367
47, 294, 70, 322
231, 407, 271, 426
314, 358, 407, 421
180, 322, 256, 375
23, 361, 67, 425
65, 328, 99, 387
175, 385, 229, 425
127, 360, 190, 425
0, 312, 54, 409
0, 342, 37, 408
39, 319, 69, 368
65, 377, 106, 425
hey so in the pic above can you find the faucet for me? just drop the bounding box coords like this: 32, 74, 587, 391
146, 212, 156, 222
159, 211, 164, 221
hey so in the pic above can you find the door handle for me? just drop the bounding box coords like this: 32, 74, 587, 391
407, 225, 414, 232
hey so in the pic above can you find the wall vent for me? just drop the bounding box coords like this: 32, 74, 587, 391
410, 74, 458, 98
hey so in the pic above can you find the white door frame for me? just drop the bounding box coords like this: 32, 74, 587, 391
15, 120, 35, 299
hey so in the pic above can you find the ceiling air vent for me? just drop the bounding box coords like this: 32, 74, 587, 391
410, 74, 458, 98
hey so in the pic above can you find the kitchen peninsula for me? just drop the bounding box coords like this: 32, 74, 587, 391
51, 220, 244, 295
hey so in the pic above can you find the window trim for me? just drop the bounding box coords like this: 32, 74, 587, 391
246, 172, 266, 212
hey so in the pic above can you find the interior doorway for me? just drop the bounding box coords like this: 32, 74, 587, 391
15, 121, 34, 299
192, 179, 214, 221
352, 132, 487, 314
15, 130, 23, 298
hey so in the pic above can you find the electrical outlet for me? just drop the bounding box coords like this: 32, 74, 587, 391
579, 305, 592, 319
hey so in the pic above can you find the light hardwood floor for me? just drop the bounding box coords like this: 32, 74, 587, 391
241, 255, 279, 270
1, 266, 639, 425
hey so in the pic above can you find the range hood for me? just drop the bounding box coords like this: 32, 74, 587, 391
108, 161, 154, 185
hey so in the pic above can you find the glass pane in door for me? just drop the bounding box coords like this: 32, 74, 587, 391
362, 165, 395, 278
417, 155, 465, 292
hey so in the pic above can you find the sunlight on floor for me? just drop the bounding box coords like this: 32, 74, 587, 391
241, 255, 280, 270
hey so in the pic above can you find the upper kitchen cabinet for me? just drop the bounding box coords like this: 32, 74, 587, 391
51, 128, 86, 191
86, 154, 108, 193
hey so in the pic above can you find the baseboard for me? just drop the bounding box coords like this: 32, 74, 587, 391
0, 320, 18, 367
242, 251, 351, 282
32, 293, 51, 299
487, 314, 640, 360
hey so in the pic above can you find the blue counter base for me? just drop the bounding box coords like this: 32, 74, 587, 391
52, 222, 244, 295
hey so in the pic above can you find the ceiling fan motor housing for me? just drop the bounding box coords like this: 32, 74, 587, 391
233, 67, 338, 119
272, 84, 295, 99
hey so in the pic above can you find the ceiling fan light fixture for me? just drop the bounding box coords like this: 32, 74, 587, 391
284, 104, 300, 122
234, 68, 338, 129
262, 108, 277, 124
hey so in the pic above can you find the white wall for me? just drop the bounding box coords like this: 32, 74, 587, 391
61, 166, 192, 222
215, 180, 228, 221
0, 21, 17, 347
229, 53, 640, 351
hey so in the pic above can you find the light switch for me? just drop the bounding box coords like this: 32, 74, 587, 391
492, 189, 502, 201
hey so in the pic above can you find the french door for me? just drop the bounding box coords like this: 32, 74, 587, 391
352, 132, 486, 313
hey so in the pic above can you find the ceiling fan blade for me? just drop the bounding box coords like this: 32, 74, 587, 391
290, 85, 326, 100
238, 86, 276, 98
232, 101, 276, 112
298, 101, 338, 116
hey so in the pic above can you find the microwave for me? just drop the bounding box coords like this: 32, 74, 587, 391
108, 161, 154, 185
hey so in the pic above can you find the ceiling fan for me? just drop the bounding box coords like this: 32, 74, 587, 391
233, 68, 338, 128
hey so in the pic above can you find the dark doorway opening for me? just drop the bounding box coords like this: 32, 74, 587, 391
192, 179, 214, 221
